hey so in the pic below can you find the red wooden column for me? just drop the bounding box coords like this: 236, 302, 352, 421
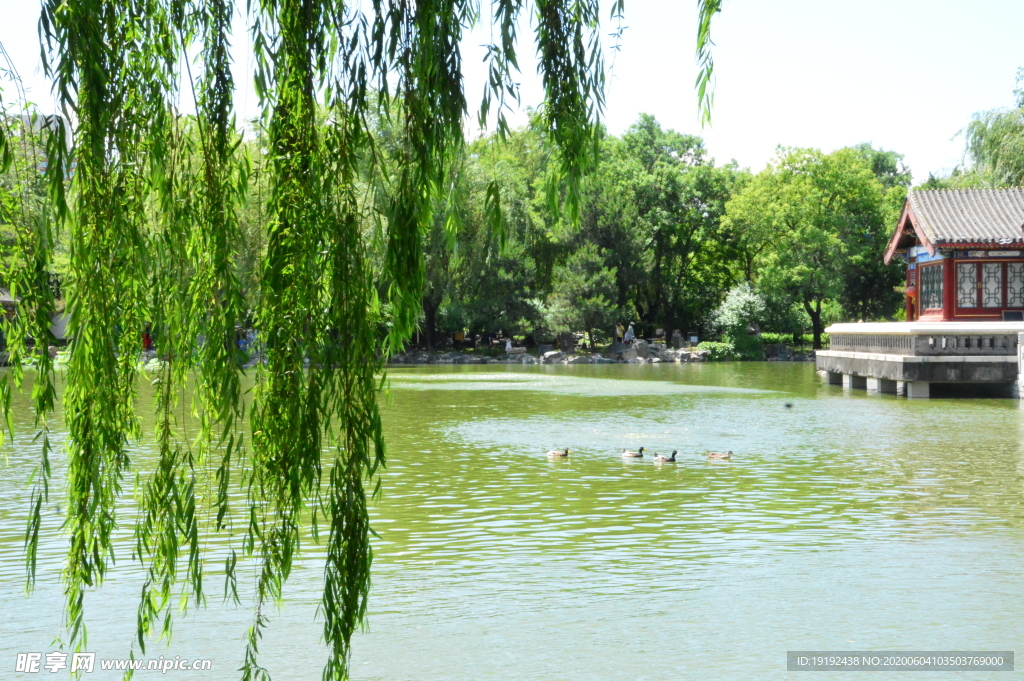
942, 256, 955, 320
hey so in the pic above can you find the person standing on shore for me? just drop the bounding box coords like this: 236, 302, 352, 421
623, 323, 635, 346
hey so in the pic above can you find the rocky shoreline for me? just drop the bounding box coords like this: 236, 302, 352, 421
389, 340, 816, 365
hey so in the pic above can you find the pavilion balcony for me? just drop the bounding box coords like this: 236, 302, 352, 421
817, 322, 1024, 398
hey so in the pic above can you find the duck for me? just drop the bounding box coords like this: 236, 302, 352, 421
653, 450, 677, 463
546, 448, 570, 458
621, 447, 645, 458
706, 450, 732, 460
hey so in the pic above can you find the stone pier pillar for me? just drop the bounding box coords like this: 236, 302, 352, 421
827, 371, 843, 385
1017, 332, 1024, 399
843, 374, 867, 390
866, 377, 897, 394
906, 381, 930, 399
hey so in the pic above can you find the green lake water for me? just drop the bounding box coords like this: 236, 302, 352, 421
3, 362, 1024, 679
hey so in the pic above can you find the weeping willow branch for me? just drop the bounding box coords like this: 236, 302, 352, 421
0, 49, 60, 596
12, 1, 614, 679
695, 0, 721, 127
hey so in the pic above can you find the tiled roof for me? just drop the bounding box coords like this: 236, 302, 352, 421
909, 188, 1024, 245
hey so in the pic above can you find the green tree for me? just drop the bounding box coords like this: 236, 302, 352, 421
850, 142, 912, 190
572, 114, 744, 338
545, 242, 619, 348
725, 148, 897, 348
711, 282, 765, 358
961, 68, 1024, 187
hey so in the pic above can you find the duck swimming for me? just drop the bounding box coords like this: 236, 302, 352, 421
653, 450, 677, 463
706, 450, 732, 460
621, 447, 645, 458
546, 448, 570, 458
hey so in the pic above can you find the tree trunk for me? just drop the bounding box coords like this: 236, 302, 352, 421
803, 299, 824, 350
423, 298, 439, 350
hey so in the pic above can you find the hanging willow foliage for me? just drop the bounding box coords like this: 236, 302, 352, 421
2, 0, 620, 679
695, 0, 721, 127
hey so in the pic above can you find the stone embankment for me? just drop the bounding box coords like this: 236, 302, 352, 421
389, 340, 716, 366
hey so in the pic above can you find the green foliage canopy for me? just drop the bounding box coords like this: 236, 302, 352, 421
545, 242, 618, 347
723, 147, 902, 348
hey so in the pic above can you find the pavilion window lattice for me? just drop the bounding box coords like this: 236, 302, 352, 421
1009, 263, 1024, 307
957, 262, 978, 308
983, 263, 1003, 308
919, 264, 942, 310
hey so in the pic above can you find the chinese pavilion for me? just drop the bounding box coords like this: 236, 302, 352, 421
885, 188, 1024, 321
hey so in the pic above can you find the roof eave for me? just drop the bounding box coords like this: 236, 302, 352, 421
933, 241, 1024, 249
885, 200, 934, 264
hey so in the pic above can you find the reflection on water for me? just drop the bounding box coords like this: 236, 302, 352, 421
2, 363, 1024, 680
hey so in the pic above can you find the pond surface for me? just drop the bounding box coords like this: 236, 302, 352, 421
2, 363, 1024, 679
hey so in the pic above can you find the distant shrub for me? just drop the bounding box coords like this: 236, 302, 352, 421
711, 283, 766, 335
759, 332, 829, 349
697, 340, 737, 361
760, 332, 790, 345
731, 333, 765, 360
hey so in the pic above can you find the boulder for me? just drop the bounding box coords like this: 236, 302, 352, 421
649, 345, 679, 362
633, 340, 650, 359
566, 354, 592, 364
620, 348, 638, 361
542, 350, 566, 364
507, 346, 527, 355
625, 356, 645, 364
592, 357, 615, 364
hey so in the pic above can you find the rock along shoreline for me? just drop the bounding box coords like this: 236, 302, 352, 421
388, 340, 816, 366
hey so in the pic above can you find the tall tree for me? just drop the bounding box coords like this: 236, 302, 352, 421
962, 68, 1024, 187
724, 148, 897, 348
573, 114, 743, 337
545, 242, 619, 348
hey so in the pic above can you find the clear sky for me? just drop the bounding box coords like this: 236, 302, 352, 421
4, 1, 1024, 183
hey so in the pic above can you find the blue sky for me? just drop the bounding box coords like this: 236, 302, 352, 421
4, 1, 1024, 183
